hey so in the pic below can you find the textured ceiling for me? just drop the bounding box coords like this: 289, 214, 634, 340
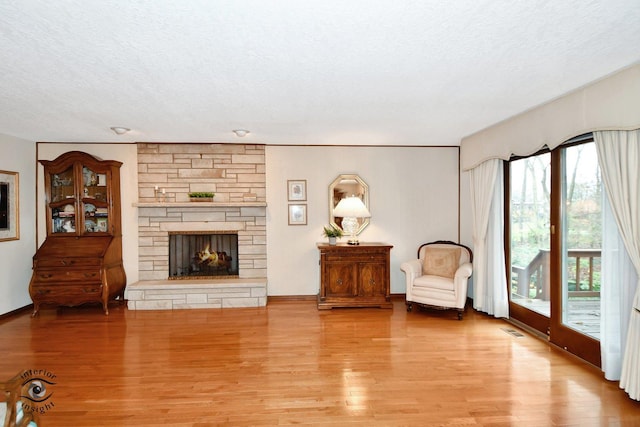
1, 1, 639, 146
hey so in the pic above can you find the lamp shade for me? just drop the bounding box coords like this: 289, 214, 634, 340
333, 196, 371, 218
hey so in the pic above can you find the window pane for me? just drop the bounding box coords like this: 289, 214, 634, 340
561, 142, 601, 339
510, 153, 551, 317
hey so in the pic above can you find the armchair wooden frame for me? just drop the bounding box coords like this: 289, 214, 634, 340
1, 371, 38, 427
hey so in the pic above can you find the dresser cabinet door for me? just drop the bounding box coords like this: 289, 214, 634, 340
358, 262, 386, 297
325, 262, 357, 297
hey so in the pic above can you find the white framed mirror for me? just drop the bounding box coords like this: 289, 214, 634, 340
329, 174, 370, 236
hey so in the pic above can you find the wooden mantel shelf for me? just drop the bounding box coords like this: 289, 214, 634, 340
133, 201, 267, 208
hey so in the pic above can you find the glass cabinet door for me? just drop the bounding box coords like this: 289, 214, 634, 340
50, 166, 75, 203
50, 166, 77, 233
52, 202, 76, 233
81, 166, 109, 234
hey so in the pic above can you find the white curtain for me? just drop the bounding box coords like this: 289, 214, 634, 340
601, 194, 637, 380
594, 130, 640, 400
469, 159, 509, 318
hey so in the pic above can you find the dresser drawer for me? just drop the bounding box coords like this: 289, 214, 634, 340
34, 258, 101, 268
324, 252, 386, 263
31, 284, 103, 299
32, 269, 101, 283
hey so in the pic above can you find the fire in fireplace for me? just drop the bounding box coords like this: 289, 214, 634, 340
169, 232, 239, 279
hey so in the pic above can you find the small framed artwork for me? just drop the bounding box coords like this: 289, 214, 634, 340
287, 179, 307, 201
0, 170, 19, 241
288, 204, 307, 225
96, 217, 108, 232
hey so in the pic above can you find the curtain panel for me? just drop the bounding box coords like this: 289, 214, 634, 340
469, 159, 509, 318
601, 195, 637, 381
594, 129, 640, 400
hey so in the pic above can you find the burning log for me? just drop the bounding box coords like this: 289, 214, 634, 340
195, 244, 232, 269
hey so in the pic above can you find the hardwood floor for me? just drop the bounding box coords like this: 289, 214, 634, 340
1, 299, 638, 426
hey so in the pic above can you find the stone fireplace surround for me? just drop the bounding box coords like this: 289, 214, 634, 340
126, 143, 267, 310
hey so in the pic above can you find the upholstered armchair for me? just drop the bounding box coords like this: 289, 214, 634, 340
401, 240, 473, 320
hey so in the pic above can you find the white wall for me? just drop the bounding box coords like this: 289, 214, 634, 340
36, 143, 139, 285
0, 134, 36, 315
265, 145, 461, 296
31, 143, 466, 300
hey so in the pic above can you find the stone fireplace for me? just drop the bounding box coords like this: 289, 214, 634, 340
126, 143, 267, 310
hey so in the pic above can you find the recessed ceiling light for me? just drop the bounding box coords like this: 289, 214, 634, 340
110, 127, 130, 135
232, 129, 250, 137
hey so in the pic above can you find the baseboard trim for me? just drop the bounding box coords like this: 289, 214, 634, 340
0, 304, 33, 324
268, 294, 409, 303
267, 295, 316, 303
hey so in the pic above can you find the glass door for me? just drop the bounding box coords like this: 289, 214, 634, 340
507, 139, 601, 366
550, 142, 601, 365
508, 151, 551, 334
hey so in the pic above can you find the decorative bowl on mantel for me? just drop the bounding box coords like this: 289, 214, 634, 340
188, 192, 215, 202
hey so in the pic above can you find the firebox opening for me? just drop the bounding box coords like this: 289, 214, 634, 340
169, 231, 239, 279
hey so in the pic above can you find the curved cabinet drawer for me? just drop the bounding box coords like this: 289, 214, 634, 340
30, 285, 103, 306
32, 269, 101, 283
34, 258, 101, 268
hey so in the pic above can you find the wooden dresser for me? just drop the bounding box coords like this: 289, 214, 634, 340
29, 151, 126, 316
317, 242, 393, 309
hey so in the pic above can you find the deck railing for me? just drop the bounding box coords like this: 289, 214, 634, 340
511, 249, 601, 300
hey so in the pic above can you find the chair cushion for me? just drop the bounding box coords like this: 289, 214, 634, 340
422, 247, 461, 279
414, 274, 455, 291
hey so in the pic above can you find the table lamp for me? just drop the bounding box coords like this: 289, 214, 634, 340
333, 195, 371, 245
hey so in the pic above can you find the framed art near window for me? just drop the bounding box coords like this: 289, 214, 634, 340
0, 170, 19, 241
287, 179, 307, 201
288, 204, 307, 225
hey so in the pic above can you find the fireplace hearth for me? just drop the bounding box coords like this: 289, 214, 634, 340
169, 232, 239, 279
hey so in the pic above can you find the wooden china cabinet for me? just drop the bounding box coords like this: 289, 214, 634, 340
29, 151, 126, 315
317, 242, 393, 309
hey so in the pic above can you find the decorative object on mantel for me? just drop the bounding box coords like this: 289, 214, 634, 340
188, 192, 215, 202
153, 186, 167, 202
322, 224, 343, 245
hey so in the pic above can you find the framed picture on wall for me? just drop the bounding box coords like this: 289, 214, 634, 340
0, 170, 19, 241
287, 179, 307, 201
288, 204, 307, 225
